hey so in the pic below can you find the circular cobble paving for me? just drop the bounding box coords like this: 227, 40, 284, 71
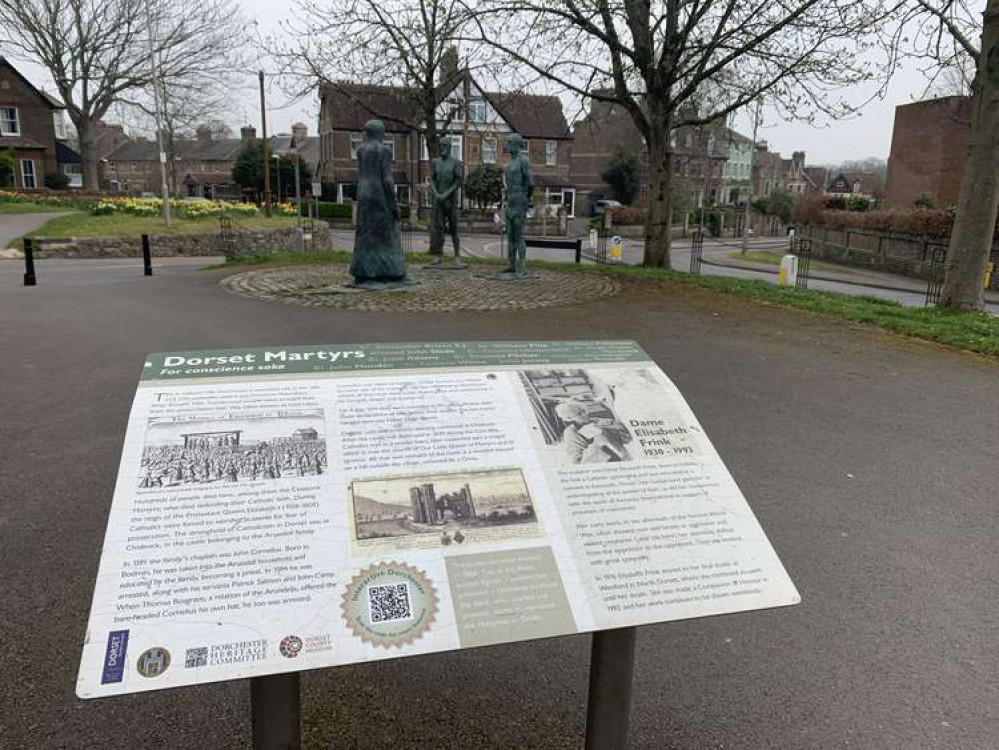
220, 264, 620, 312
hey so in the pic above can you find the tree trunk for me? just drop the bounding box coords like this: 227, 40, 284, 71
939, 0, 999, 310
77, 119, 100, 191
642, 119, 673, 268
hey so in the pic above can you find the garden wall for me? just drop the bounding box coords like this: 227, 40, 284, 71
33, 224, 334, 258
800, 224, 999, 280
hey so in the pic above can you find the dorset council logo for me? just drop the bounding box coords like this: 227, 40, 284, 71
136, 647, 171, 678
279, 635, 303, 658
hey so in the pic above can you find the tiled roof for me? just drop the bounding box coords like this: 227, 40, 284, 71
320, 79, 571, 139
106, 136, 322, 166
0, 136, 48, 150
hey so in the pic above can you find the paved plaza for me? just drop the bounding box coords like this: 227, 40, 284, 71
1, 256, 997, 748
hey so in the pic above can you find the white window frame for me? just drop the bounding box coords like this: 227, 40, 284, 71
1, 106, 20, 136
53, 110, 68, 140
383, 137, 395, 160
481, 137, 497, 164
423, 134, 461, 161
20, 159, 37, 189
468, 99, 487, 123
338, 182, 358, 203
545, 140, 557, 166
349, 133, 363, 160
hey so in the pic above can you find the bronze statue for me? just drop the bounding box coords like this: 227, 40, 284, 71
347, 119, 413, 289
427, 137, 466, 269
501, 133, 533, 277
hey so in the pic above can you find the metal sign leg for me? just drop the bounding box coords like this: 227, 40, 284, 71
585, 627, 637, 750
251, 673, 301, 750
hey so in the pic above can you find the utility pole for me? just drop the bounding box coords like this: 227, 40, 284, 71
273, 155, 282, 203
144, 0, 170, 227
742, 97, 763, 255
259, 71, 272, 216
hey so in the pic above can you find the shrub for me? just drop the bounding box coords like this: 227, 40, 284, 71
914, 193, 935, 209
44, 172, 71, 190
600, 150, 641, 205
465, 164, 503, 209
609, 206, 647, 225
317, 201, 352, 220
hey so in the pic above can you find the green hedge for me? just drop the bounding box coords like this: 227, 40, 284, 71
317, 202, 352, 220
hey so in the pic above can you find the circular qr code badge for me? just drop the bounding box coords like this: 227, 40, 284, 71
341, 561, 438, 648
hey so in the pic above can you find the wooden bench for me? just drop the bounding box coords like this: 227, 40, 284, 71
525, 236, 583, 264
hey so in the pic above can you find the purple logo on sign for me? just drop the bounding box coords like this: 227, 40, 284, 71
101, 630, 129, 684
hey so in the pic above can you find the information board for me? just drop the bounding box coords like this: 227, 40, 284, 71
77, 341, 799, 698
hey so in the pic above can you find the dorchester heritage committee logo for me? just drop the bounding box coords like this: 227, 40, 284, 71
341, 561, 438, 648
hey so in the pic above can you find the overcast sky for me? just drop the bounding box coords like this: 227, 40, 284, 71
8, 0, 952, 166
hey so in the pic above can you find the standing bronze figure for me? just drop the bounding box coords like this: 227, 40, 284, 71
502, 133, 533, 277
427, 137, 466, 268
348, 119, 412, 289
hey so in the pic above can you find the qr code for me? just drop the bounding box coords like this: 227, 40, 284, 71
367, 582, 412, 623
185, 647, 208, 668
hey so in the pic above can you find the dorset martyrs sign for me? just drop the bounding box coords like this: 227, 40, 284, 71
77, 340, 798, 698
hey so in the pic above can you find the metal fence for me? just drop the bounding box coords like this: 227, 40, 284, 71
689, 231, 704, 275
218, 216, 235, 255
795, 237, 812, 289
924, 244, 948, 306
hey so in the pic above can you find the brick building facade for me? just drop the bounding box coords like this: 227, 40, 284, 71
318, 75, 575, 214
0, 57, 80, 189
569, 99, 734, 215
884, 96, 971, 209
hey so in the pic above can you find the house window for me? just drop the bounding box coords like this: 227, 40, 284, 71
852, 180, 861, 193
420, 134, 461, 161
1, 107, 20, 135
53, 110, 68, 140
396, 185, 410, 204
468, 99, 487, 123
383, 137, 395, 160
349, 133, 363, 159
20, 159, 37, 188
338, 182, 357, 203
482, 137, 497, 164
545, 140, 557, 166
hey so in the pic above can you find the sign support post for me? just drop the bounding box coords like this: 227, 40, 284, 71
585, 626, 638, 750
251, 673, 301, 750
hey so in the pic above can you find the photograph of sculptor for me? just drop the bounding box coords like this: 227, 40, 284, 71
519, 369, 633, 463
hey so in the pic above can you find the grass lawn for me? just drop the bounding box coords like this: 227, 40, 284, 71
728, 249, 840, 272
222, 252, 999, 357
0, 202, 77, 214
25, 212, 300, 238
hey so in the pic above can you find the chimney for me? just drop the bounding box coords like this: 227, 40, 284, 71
195, 125, 213, 141
291, 122, 308, 143
439, 46, 459, 86
240, 125, 257, 141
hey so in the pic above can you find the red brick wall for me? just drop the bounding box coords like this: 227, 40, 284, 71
0, 60, 58, 186
884, 96, 971, 209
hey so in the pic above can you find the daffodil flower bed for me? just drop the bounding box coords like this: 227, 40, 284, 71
91, 197, 261, 219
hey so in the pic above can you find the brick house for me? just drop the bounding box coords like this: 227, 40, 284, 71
884, 96, 971, 209
751, 144, 826, 198
0, 57, 81, 189
569, 98, 734, 214
103, 125, 320, 199
827, 170, 882, 200
317, 74, 575, 214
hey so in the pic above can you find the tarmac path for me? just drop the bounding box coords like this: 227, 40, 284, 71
1, 259, 997, 748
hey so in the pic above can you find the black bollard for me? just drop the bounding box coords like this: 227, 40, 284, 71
142, 234, 153, 276
23, 238, 37, 286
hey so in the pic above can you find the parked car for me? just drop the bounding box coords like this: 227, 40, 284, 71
590, 198, 622, 216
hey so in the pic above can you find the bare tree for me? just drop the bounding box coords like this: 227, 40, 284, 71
887, 0, 996, 310
473, 0, 886, 268
0, 0, 249, 189
272, 0, 481, 236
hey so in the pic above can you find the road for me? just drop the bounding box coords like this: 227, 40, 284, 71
1, 258, 996, 749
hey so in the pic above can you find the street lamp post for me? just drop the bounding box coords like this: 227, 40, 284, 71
273, 154, 281, 204
742, 98, 763, 256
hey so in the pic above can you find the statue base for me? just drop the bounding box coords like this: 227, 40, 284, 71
422, 258, 468, 270
344, 277, 419, 291
480, 268, 532, 281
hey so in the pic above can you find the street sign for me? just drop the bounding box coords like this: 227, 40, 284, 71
77, 340, 798, 701
311, 181, 322, 198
